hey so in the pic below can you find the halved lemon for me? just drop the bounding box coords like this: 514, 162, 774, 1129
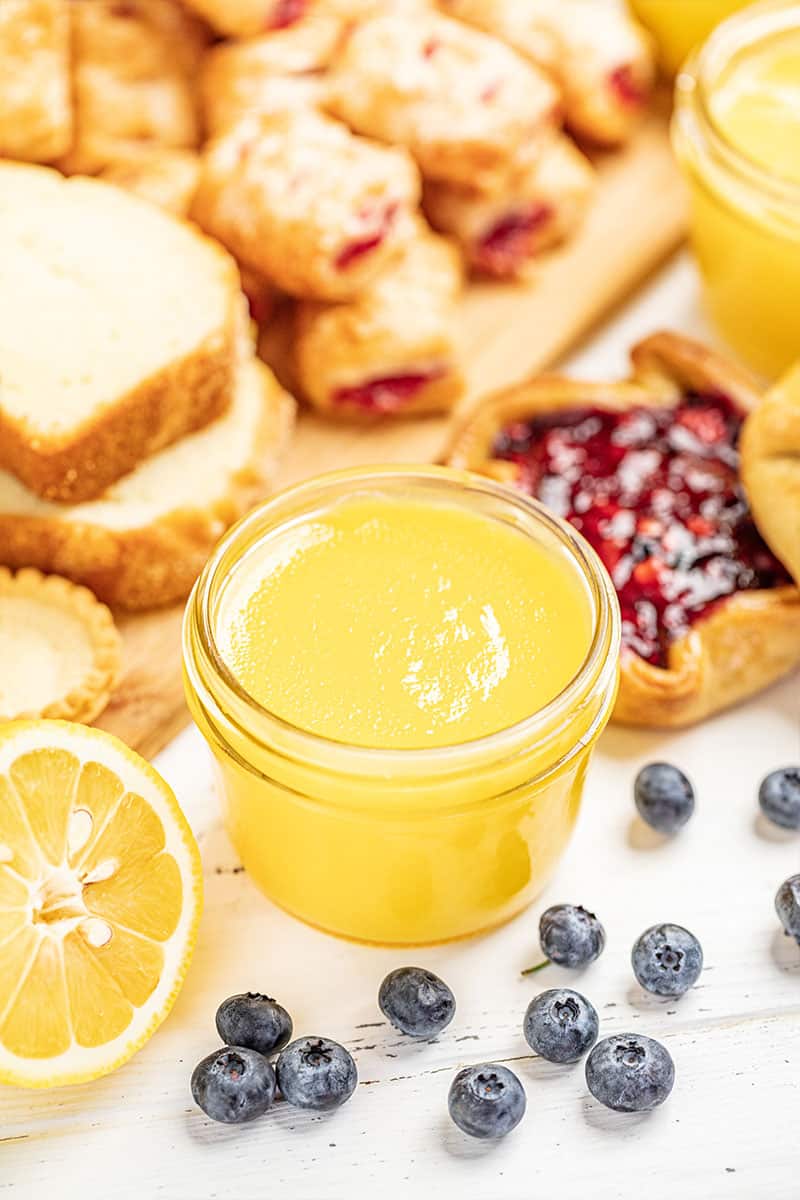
0, 720, 202, 1088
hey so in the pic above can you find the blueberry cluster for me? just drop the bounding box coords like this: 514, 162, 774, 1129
192, 993, 357, 1124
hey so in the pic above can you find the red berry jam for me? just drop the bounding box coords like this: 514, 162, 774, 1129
267, 0, 306, 30
492, 395, 791, 667
474, 205, 553, 277
334, 203, 398, 272
608, 64, 647, 107
333, 369, 444, 413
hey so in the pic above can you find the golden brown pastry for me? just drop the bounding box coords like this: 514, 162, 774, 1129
191, 109, 420, 300
448, 332, 800, 727
60, 0, 207, 175
98, 148, 200, 216
424, 135, 594, 278
200, 34, 330, 137
327, 12, 560, 193
741, 363, 800, 587
440, 0, 655, 146
0, 0, 72, 162
183, 0, 429, 38
293, 224, 464, 417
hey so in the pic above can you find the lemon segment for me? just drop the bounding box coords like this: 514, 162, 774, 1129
0, 720, 202, 1088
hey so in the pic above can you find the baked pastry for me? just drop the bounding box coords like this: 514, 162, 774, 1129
0, 162, 240, 503
200, 35, 330, 137
448, 332, 800, 727
741, 363, 800, 587
192, 109, 420, 300
0, 0, 71, 163
440, 0, 655, 146
182, 0, 428, 38
60, 0, 206, 175
293, 224, 464, 416
98, 148, 200, 216
327, 12, 560, 193
424, 135, 594, 279
0, 568, 120, 722
0, 359, 295, 611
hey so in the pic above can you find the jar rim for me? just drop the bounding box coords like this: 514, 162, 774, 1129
674, 0, 800, 204
184, 465, 620, 779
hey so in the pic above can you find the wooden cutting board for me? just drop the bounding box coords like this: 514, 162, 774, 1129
95, 102, 688, 760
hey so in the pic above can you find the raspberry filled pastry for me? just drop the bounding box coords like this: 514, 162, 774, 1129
294, 226, 464, 418
98, 148, 200, 216
200, 36, 330, 137
449, 333, 800, 727
441, 0, 654, 146
327, 12, 560, 193
0, 0, 72, 162
60, 0, 206, 175
424, 136, 594, 279
191, 109, 420, 301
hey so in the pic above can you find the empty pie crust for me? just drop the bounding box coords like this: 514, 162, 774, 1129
0, 568, 121, 723
448, 332, 800, 728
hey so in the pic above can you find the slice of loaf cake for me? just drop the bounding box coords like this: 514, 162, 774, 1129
0, 359, 295, 610
0, 162, 241, 502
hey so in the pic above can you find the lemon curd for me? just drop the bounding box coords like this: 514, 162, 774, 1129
673, 1, 800, 376
184, 468, 620, 944
217, 497, 593, 750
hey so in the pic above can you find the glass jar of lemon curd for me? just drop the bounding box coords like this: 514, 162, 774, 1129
672, 0, 800, 377
183, 467, 620, 945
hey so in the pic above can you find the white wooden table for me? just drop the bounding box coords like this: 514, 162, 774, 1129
4, 253, 800, 1200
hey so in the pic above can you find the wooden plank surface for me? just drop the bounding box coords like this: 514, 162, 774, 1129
96, 104, 687, 760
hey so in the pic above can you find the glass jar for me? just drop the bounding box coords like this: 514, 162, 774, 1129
628, 0, 753, 75
672, 0, 800, 378
183, 466, 620, 945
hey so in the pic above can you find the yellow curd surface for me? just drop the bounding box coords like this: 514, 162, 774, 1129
673, 2, 800, 377
217, 496, 592, 750
184, 468, 619, 944
629, 0, 752, 74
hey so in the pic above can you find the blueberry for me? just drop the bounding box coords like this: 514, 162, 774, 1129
447, 1064, 526, 1139
276, 1037, 357, 1111
538, 904, 606, 969
215, 992, 293, 1058
759, 768, 800, 831
191, 1046, 276, 1124
631, 923, 703, 997
634, 762, 695, 834
775, 874, 800, 942
378, 967, 455, 1038
585, 1034, 674, 1112
523, 988, 599, 1064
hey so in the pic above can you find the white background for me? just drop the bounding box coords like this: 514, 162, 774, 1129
4, 253, 800, 1200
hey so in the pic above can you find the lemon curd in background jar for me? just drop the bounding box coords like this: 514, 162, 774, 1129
673, 1, 800, 377
183, 467, 620, 945
628, 0, 753, 74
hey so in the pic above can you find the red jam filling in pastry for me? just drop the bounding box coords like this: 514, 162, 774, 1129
492, 394, 791, 666
334, 202, 399, 272
608, 64, 647, 107
332, 368, 445, 413
267, 0, 307, 29
474, 204, 553, 276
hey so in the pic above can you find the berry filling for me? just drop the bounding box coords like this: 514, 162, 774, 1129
474, 205, 554, 277
332, 368, 445, 414
492, 394, 791, 667
608, 64, 647, 108
334, 203, 398, 272
267, 0, 306, 30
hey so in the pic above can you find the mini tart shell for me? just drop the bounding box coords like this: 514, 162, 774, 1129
0, 567, 121, 723
447, 331, 800, 728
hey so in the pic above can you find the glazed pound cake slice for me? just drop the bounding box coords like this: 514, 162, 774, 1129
0, 163, 241, 503
0, 360, 295, 611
